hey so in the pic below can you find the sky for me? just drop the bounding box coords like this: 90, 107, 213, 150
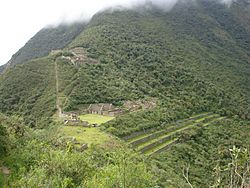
0, 0, 234, 66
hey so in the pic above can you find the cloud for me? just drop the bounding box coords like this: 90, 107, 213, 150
0, 0, 239, 65
47, 0, 183, 25
220, 0, 234, 6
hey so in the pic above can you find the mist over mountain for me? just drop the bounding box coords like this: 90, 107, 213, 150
1, 0, 248, 71
1, 0, 249, 71
5, 23, 86, 68
0, 0, 249, 187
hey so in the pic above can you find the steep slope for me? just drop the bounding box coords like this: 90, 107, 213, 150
6, 22, 85, 67
0, 1, 249, 187
150, 118, 250, 187
78, 0, 248, 88
0, 56, 56, 126
0, 0, 249, 128
67, 0, 249, 118
231, 0, 250, 32
0, 65, 4, 73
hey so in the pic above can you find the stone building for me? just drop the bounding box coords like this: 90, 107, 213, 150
87, 103, 123, 117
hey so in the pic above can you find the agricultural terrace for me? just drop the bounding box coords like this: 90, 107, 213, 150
123, 112, 225, 156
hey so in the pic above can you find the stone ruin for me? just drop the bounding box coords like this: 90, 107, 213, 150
86, 100, 156, 117
87, 103, 123, 117
123, 99, 157, 112
64, 113, 90, 127
52, 47, 99, 66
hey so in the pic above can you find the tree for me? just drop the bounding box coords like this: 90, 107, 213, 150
0, 115, 9, 157
212, 146, 250, 188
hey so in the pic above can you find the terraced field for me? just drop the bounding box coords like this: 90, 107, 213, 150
123, 113, 225, 156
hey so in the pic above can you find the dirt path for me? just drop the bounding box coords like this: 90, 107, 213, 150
54, 61, 62, 117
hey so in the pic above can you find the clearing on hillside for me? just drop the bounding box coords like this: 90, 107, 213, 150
61, 126, 114, 146
60, 114, 116, 150
79, 114, 115, 125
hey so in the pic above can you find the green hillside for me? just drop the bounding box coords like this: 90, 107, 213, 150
0, 65, 4, 73
0, 57, 56, 126
5, 22, 86, 67
67, 0, 249, 115
1, 0, 249, 124
65, 0, 249, 136
0, 0, 249, 187
150, 117, 250, 187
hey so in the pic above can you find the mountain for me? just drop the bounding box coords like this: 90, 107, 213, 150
5, 22, 86, 68
0, 0, 249, 187
0, 56, 56, 126
0, 0, 249, 126
0, 65, 4, 73
231, 0, 250, 32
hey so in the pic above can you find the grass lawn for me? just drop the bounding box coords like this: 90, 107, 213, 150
61, 126, 113, 146
79, 114, 115, 125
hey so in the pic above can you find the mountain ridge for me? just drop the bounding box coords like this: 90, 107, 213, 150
0, 0, 249, 187
0, 0, 249, 125
3, 22, 86, 69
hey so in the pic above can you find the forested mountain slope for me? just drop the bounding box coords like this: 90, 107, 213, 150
5, 22, 86, 67
0, 57, 56, 126
68, 0, 250, 119
0, 0, 249, 127
231, 0, 250, 32
0, 65, 4, 73
0, 0, 250, 187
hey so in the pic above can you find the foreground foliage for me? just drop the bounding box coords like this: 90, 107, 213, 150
0, 1, 249, 187
150, 118, 250, 187
0, 114, 155, 188
0, 1, 249, 129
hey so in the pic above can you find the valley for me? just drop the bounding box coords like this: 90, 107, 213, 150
0, 0, 249, 187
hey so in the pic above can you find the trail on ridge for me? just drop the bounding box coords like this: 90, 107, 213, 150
54, 60, 62, 117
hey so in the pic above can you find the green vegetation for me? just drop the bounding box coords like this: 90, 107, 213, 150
79, 114, 115, 124
0, 114, 155, 187
6, 23, 86, 67
1, 0, 249, 128
0, 125, 8, 157
125, 113, 223, 155
61, 126, 114, 146
214, 146, 250, 188
0, 114, 9, 158
0, 57, 56, 127
0, 0, 249, 187
68, 2, 250, 116
149, 118, 250, 187
0, 65, 4, 73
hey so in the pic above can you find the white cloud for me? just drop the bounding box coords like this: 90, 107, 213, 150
220, 0, 233, 6
0, 0, 134, 65
0, 0, 238, 65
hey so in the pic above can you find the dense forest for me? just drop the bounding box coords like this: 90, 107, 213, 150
0, 57, 56, 126
0, 0, 249, 187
